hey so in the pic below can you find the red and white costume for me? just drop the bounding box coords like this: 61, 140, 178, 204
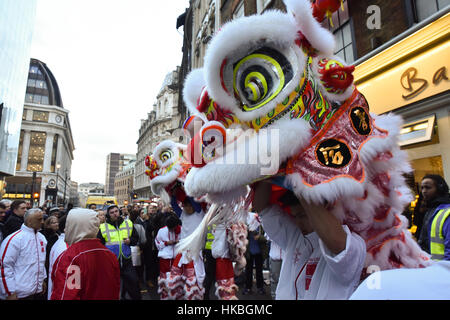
170, 209, 205, 300
155, 226, 179, 300
260, 205, 366, 299
211, 222, 238, 300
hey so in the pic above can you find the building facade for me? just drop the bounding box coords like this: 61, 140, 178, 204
78, 182, 105, 197
105, 153, 135, 196
350, 1, 450, 194
78, 182, 104, 208
69, 180, 79, 207
134, 68, 182, 200
114, 161, 135, 206
0, 0, 37, 196
3, 58, 75, 207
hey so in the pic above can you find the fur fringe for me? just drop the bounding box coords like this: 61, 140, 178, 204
215, 279, 239, 300
176, 203, 220, 262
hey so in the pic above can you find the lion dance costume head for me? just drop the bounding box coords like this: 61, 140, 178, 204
144, 140, 191, 204
168, 0, 431, 279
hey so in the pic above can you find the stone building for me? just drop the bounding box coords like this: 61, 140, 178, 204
114, 161, 135, 207
134, 68, 182, 201
4, 58, 75, 207
105, 153, 135, 196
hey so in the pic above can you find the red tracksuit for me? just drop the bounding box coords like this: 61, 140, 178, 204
50, 238, 120, 300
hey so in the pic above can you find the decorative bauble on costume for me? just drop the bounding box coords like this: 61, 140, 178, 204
178, 0, 431, 275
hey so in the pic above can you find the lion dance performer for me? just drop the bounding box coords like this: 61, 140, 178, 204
145, 139, 247, 300
175, 0, 432, 299
144, 140, 204, 300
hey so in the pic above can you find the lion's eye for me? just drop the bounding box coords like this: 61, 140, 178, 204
233, 47, 293, 111
160, 150, 173, 162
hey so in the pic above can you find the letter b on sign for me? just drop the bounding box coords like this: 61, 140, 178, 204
66, 265, 81, 290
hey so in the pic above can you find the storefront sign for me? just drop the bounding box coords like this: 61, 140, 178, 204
354, 13, 450, 115
401, 66, 448, 100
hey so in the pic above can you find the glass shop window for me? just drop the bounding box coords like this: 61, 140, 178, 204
27, 131, 47, 172
32, 110, 49, 122
414, 0, 450, 22
15, 130, 25, 171
320, 0, 354, 63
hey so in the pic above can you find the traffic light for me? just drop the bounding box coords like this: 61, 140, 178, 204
124, 200, 128, 205
33, 192, 39, 199
132, 193, 137, 199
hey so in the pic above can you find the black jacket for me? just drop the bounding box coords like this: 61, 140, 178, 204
3, 213, 24, 239
39, 229, 60, 273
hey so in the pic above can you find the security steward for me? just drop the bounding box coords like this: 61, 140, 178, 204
429, 204, 450, 261
97, 205, 142, 300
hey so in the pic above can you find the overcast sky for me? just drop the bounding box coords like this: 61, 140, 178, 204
30, 0, 190, 185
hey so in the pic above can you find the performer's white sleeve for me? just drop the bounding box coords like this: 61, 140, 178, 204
259, 204, 299, 251
319, 225, 366, 284
154, 228, 169, 251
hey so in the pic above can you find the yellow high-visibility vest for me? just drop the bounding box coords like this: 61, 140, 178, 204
430, 207, 450, 261
205, 225, 215, 250
100, 219, 133, 259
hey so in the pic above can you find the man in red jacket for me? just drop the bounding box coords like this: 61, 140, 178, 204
50, 208, 120, 300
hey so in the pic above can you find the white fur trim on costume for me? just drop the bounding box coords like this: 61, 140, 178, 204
358, 113, 403, 166
287, 172, 366, 204
150, 166, 180, 195
283, 0, 336, 55
183, 68, 205, 115
206, 186, 249, 206
184, 117, 311, 198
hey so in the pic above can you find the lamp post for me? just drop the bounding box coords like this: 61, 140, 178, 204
31, 171, 36, 207
63, 169, 68, 207
55, 163, 61, 205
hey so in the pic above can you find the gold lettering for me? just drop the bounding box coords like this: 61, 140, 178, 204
353, 109, 368, 131
401, 67, 428, 100
432, 66, 448, 85
401, 66, 449, 100
332, 151, 344, 165
319, 145, 341, 165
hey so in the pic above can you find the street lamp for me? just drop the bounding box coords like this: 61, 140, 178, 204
55, 163, 61, 205
63, 169, 69, 207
